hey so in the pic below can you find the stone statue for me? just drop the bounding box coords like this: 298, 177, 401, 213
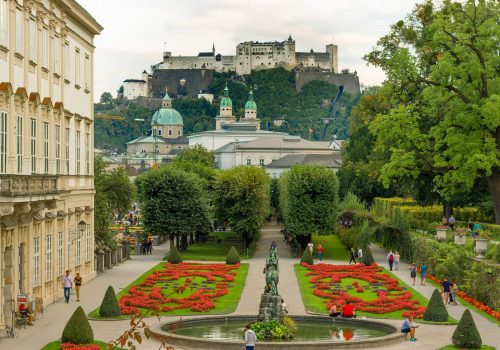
264, 247, 279, 295
258, 247, 284, 322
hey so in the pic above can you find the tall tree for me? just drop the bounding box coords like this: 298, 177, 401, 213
135, 166, 212, 249
279, 165, 339, 247
214, 166, 270, 249
174, 145, 215, 168
100, 92, 113, 104
365, 0, 500, 222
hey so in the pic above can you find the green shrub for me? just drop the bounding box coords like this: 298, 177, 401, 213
226, 246, 241, 265
251, 319, 295, 340
452, 309, 482, 349
337, 226, 361, 249
423, 289, 448, 322
362, 247, 374, 265
373, 224, 413, 261
61, 306, 94, 344
99, 286, 121, 317
300, 247, 314, 265
167, 245, 182, 264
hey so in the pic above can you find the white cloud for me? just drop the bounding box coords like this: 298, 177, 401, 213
79, 0, 418, 99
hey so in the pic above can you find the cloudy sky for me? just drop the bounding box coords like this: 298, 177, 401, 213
78, 0, 418, 100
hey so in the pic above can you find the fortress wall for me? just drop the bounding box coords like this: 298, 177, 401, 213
151, 69, 215, 98
295, 71, 360, 95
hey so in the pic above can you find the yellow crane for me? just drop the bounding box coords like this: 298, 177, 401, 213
94, 113, 125, 121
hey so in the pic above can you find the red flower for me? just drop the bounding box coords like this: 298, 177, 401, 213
60, 343, 100, 350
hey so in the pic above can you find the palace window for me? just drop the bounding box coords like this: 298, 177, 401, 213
0, 111, 7, 174
65, 128, 70, 174
57, 231, 63, 276
85, 224, 91, 262
42, 27, 48, 68
86, 133, 90, 175
0, 0, 7, 48
46, 235, 52, 281
44, 122, 49, 173
64, 42, 70, 80
76, 235, 81, 267
34, 237, 40, 286
84, 54, 90, 90
55, 126, 61, 174
259, 158, 265, 166
76, 131, 81, 174
15, 8, 23, 54
31, 119, 36, 173
16, 115, 23, 173
75, 49, 80, 86
168, 129, 172, 136
54, 36, 61, 75
246, 158, 251, 166
29, 18, 36, 62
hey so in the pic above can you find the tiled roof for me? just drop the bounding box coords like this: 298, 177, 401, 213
266, 153, 341, 168
236, 136, 331, 150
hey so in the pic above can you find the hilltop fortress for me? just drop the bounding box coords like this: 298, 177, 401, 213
123, 35, 359, 100
153, 35, 338, 75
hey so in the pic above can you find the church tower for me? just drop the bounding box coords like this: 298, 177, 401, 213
244, 89, 260, 130
215, 83, 236, 130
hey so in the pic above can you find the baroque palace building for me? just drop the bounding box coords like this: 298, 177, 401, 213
0, 0, 102, 328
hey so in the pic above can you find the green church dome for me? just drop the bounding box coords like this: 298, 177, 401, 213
151, 88, 183, 126
245, 90, 257, 111
220, 83, 232, 108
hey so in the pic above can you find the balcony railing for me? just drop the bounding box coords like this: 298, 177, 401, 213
0, 175, 58, 197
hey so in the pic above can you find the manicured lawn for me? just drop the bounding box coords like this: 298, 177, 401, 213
312, 234, 351, 261
89, 262, 248, 319
41, 340, 124, 350
295, 263, 447, 321
178, 242, 252, 261
437, 345, 496, 350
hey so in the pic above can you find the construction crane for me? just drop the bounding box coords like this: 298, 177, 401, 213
94, 113, 125, 121
320, 85, 344, 140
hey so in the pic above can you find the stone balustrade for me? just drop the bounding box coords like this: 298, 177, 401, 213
0, 175, 58, 197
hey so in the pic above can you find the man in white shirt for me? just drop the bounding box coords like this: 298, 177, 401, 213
308, 242, 314, 254
357, 247, 363, 263
62, 270, 73, 304
244, 324, 256, 350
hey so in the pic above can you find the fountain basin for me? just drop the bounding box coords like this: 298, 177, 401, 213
151, 315, 404, 349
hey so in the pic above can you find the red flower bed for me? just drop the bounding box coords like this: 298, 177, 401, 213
60, 343, 100, 350
118, 262, 240, 315
301, 262, 426, 318
425, 273, 500, 321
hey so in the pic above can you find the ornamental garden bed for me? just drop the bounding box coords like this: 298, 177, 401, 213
89, 262, 248, 319
295, 263, 431, 320
41, 341, 124, 350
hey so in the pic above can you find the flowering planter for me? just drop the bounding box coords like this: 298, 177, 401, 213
453, 233, 466, 245
435, 227, 448, 241
474, 239, 489, 259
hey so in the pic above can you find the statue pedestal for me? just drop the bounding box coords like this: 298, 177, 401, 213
257, 294, 284, 322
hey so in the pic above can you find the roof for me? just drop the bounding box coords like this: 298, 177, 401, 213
198, 52, 214, 57
167, 148, 185, 156
124, 79, 146, 83
266, 154, 341, 168
245, 90, 257, 111
215, 141, 250, 153
220, 84, 232, 108
188, 129, 288, 138
126, 135, 188, 145
152, 108, 183, 126
236, 136, 331, 150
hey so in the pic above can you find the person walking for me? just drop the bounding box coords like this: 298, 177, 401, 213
409, 263, 417, 285
387, 250, 395, 271
441, 277, 451, 305
450, 281, 458, 306
394, 251, 401, 271
401, 315, 418, 341
74, 273, 82, 302
420, 263, 427, 286
308, 242, 314, 254
349, 248, 357, 265
244, 324, 256, 350
357, 247, 363, 264
317, 244, 324, 261
62, 270, 73, 303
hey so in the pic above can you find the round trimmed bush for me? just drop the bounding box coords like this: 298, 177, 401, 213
61, 306, 94, 344
226, 246, 241, 265
300, 247, 314, 265
452, 309, 482, 349
167, 245, 182, 264
362, 247, 374, 265
99, 286, 121, 317
423, 289, 448, 322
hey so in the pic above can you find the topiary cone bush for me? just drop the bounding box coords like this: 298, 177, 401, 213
226, 246, 241, 265
452, 309, 482, 349
167, 245, 182, 264
300, 247, 314, 265
61, 306, 94, 344
362, 247, 375, 265
423, 289, 448, 322
99, 286, 121, 317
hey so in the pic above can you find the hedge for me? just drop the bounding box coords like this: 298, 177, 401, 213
99, 286, 121, 317
300, 247, 314, 265
226, 246, 241, 265
423, 289, 449, 322
61, 306, 94, 344
373, 224, 413, 261
452, 309, 482, 348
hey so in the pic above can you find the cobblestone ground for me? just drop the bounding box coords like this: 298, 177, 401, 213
3, 227, 499, 350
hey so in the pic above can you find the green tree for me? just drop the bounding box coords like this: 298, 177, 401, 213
279, 165, 339, 248
136, 166, 212, 249
174, 144, 215, 168
365, 0, 500, 222
214, 166, 270, 249
423, 289, 449, 322
61, 306, 94, 344
100, 92, 113, 104
99, 286, 121, 317
452, 309, 482, 349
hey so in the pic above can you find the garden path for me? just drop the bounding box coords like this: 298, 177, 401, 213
0, 242, 169, 350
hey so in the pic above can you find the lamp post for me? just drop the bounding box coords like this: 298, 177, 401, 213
67, 220, 86, 272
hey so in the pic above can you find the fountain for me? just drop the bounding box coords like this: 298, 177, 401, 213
151, 247, 405, 349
